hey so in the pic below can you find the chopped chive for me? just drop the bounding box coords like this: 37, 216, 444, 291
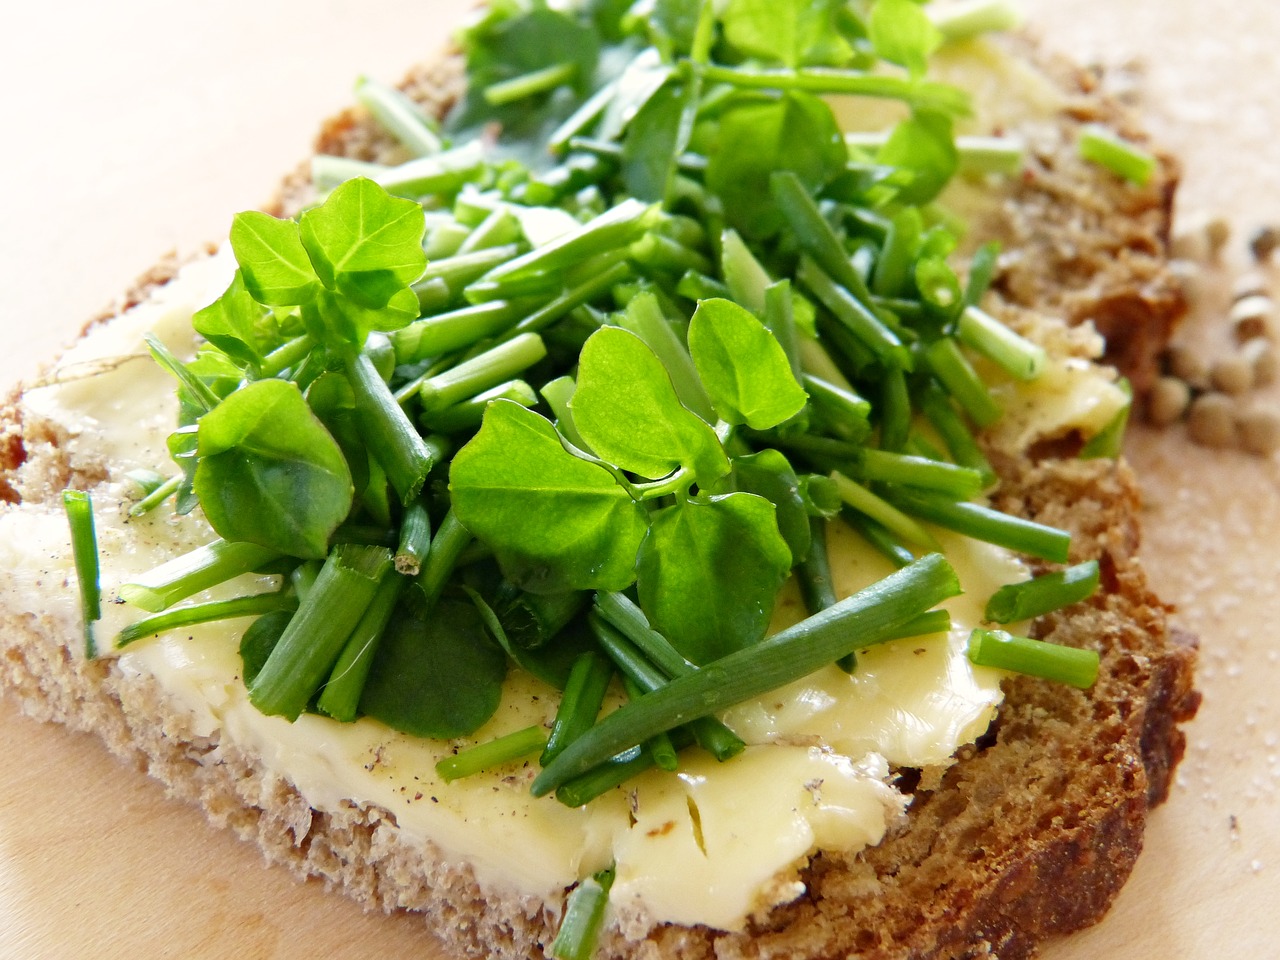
842, 507, 917, 569
477, 198, 657, 286
128, 474, 181, 517
720, 228, 773, 314
549, 868, 616, 960
116, 592, 297, 648
871, 207, 922, 299
510, 260, 634, 338
886, 487, 1072, 563
414, 508, 472, 613
1079, 378, 1132, 460
248, 545, 394, 721
63, 490, 101, 658
354, 75, 442, 156
497, 589, 589, 651
770, 173, 871, 300
425, 379, 539, 433
541, 376, 594, 453
120, 539, 281, 613
414, 333, 549, 414
763, 280, 802, 380
798, 335, 857, 392
802, 374, 872, 440
676, 270, 731, 303
317, 570, 406, 722
830, 471, 941, 551
436, 724, 549, 783
630, 233, 715, 276
967, 628, 1099, 689
1078, 124, 1157, 186
622, 676, 680, 772
962, 241, 1001, 308
918, 384, 997, 488
542, 651, 614, 765
532, 553, 960, 796
410, 245, 522, 304
290, 559, 323, 600
347, 352, 439, 505
956, 305, 1047, 382
985, 560, 1101, 624
311, 154, 388, 191
555, 742, 662, 808
696, 65, 970, 115
923, 337, 1003, 428
124, 469, 167, 496
798, 517, 852, 671
456, 206, 522, 256
589, 602, 744, 762
547, 72, 620, 153
485, 62, 578, 107
798, 257, 911, 371
390, 300, 532, 365
851, 449, 984, 500
929, 0, 1022, 40
372, 141, 486, 199
394, 499, 433, 576
879, 365, 911, 453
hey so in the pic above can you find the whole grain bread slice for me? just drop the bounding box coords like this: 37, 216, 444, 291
0, 35, 1197, 960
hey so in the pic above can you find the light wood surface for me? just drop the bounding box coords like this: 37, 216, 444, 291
2, 2, 1277, 957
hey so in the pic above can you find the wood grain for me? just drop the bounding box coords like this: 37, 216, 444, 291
1, 2, 1276, 957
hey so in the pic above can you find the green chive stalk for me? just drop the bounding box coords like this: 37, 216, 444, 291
414, 333, 549, 414
394, 499, 433, 576
887, 487, 1071, 563
923, 338, 1003, 428
985, 560, 1100, 624
415, 509, 472, 613
956, 305, 1047, 382
119, 539, 281, 613
542, 651, 615, 765
436, 725, 550, 782
354, 75, 443, 156
63, 490, 101, 658
347, 352, 439, 504
549, 869, 616, 960
317, 572, 408, 722
830, 472, 941, 551
127, 474, 182, 518
967, 628, 1099, 689
116, 592, 297, 649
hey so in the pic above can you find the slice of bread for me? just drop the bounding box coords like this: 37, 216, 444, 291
0, 32, 1198, 960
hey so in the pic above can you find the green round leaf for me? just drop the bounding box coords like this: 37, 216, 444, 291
450, 400, 649, 593
194, 379, 354, 559
229, 211, 320, 306
636, 493, 793, 664
571, 326, 729, 485
687, 298, 808, 429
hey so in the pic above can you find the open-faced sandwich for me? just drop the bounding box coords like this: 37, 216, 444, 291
0, 2, 1199, 958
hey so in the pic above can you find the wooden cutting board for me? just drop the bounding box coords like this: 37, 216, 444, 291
2, 2, 1277, 957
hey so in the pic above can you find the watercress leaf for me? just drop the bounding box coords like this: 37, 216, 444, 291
687, 298, 808, 429
192, 272, 280, 370
621, 77, 696, 204
721, 0, 853, 68
868, 0, 943, 79
636, 493, 793, 664
701, 92, 847, 239
598, 48, 672, 142
238, 610, 293, 687
571, 326, 729, 485
359, 596, 506, 739
305, 371, 371, 500
229, 211, 321, 306
300, 286, 420, 352
194, 379, 354, 559
649, 0, 702, 57
717, 449, 811, 563
297, 177, 427, 310
877, 109, 958, 205
449, 400, 648, 593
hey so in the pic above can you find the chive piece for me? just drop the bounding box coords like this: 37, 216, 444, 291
918, 384, 997, 488
436, 725, 549, 783
290, 559, 323, 600
541, 376, 594, 453
124, 469, 167, 496
354, 75, 442, 156
248, 545, 394, 721
763, 280, 802, 380
985, 560, 1101, 624
676, 270, 731, 303
347, 352, 438, 505
312, 155, 388, 191
830, 472, 941, 551
589, 601, 745, 762
879, 365, 911, 453
317, 571, 408, 722
414, 333, 549, 414
720, 228, 772, 314
410, 245, 522, 302
872, 207, 922, 299
798, 518, 852, 672
956, 305, 1047, 382
1078, 124, 1157, 187
887, 487, 1071, 563
498, 589, 589, 651
547, 71, 619, 153
63, 490, 101, 658
929, 0, 1023, 41
963, 241, 1001, 309
924, 338, 1003, 428
696, 65, 970, 115
425, 379, 539, 433
395, 499, 433, 576
485, 62, 578, 107
415, 508, 472, 613
842, 508, 917, 569
119, 539, 281, 613
542, 651, 614, 765
802, 374, 872, 440
532, 554, 960, 796
116, 592, 297, 648
1079, 378, 1132, 460
457, 206, 522, 256
967, 628, 1099, 689
549, 868, 616, 960
618, 293, 716, 422
510, 261, 634, 338
477, 198, 657, 286
554, 743, 658, 808
797, 257, 911, 371
128, 474, 182, 518
391, 300, 532, 365
851, 449, 984, 500
372, 142, 486, 199
622, 676, 680, 772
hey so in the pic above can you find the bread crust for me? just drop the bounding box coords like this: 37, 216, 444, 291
0, 36, 1196, 960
